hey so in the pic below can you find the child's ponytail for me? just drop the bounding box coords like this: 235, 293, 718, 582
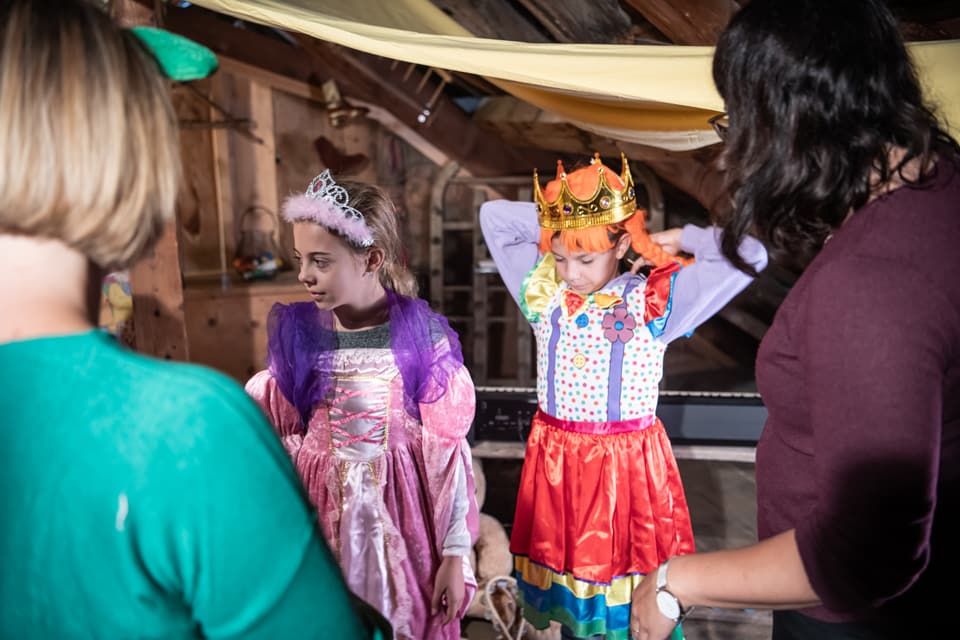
381, 261, 418, 298
624, 213, 693, 268
338, 181, 420, 297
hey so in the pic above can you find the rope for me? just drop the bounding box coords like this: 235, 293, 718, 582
481, 575, 527, 640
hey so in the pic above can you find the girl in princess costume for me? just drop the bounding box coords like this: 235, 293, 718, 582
246, 171, 479, 639
479, 154, 768, 640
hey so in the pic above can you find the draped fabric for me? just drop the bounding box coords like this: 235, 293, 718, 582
191, 0, 960, 149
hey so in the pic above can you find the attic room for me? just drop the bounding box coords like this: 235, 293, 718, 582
3, 0, 957, 639
107, 0, 960, 390
109, 0, 960, 637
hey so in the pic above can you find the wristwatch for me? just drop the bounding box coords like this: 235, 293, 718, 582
655, 559, 689, 623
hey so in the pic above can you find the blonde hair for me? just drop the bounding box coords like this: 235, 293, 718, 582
339, 182, 418, 297
0, 0, 180, 269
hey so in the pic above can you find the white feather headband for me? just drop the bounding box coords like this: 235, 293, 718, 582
281, 170, 375, 248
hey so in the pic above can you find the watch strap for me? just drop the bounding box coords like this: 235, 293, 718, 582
656, 559, 671, 590
655, 559, 691, 623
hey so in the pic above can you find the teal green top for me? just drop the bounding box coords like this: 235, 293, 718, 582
0, 331, 372, 639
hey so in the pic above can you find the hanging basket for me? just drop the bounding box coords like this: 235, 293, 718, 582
233, 205, 285, 281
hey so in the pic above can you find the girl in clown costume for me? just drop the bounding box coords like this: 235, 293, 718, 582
479, 154, 767, 640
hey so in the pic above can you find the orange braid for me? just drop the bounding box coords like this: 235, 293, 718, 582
624, 213, 693, 267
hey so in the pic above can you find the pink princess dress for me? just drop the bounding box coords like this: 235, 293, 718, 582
246, 291, 479, 640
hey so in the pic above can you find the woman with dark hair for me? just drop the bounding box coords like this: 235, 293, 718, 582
628, 1, 960, 639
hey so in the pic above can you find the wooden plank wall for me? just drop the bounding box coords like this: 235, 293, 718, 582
176, 80, 223, 276
112, 0, 190, 362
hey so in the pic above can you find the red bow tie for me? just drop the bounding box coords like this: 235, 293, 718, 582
562, 290, 623, 318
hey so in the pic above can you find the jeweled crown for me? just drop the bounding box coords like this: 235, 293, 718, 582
533, 153, 637, 231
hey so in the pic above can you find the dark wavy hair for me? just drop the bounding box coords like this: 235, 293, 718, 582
712, 0, 960, 272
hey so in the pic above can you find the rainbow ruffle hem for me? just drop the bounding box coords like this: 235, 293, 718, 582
510, 409, 694, 639
514, 556, 684, 640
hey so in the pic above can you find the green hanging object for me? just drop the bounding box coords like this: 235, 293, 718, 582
130, 26, 218, 82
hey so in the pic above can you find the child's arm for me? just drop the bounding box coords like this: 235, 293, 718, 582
655, 225, 768, 343
245, 370, 306, 457
432, 459, 472, 625
479, 199, 541, 306
418, 358, 480, 624
441, 460, 473, 556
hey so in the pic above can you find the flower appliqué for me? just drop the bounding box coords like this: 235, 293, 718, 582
602, 307, 636, 344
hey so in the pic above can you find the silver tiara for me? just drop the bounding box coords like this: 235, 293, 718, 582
304, 169, 373, 246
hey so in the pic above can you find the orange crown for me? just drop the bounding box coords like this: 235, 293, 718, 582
533, 152, 637, 231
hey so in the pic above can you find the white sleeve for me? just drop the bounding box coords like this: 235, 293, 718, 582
441, 460, 472, 556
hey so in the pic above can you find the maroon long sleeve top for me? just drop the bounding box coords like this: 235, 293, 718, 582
754, 158, 960, 630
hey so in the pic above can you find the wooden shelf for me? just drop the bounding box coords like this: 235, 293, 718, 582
183, 270, 308, 301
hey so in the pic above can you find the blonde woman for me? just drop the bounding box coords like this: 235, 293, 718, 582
0, 1, 385, 638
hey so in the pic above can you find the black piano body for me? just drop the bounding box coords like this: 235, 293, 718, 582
471, 386, 767, 461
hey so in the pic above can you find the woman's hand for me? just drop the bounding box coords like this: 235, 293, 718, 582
629, 573, 679, 640
431, 555, 465, 625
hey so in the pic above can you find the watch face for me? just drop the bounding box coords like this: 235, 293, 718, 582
656, 590, 681, 621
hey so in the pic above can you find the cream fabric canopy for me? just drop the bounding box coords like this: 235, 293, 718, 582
192, 0, 960, 151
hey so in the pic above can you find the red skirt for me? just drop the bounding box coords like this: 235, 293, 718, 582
510, 408, 695, 584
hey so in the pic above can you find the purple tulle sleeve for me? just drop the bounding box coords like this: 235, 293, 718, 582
265, 290, 466, 430
385, 289, 465, 420
266, 301, 336, 429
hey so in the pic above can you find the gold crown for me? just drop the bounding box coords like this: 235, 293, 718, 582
533, 152, 637, 231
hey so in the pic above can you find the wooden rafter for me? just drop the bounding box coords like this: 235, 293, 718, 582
159, 6, 556, 177
473, 96, 725, 212
428, 0, 549, 42
622, 0, 739, 45
898, 17, 960, 41
514, 0, 635, 43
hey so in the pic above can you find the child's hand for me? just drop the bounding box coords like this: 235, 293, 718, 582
431, 555, 465, 625
649, 228, 684, 256
629, 228, 686, 274
629, 255, 655, 274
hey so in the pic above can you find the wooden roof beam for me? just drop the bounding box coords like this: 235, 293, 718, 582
622, 0, 739, 45
514, 0, 635, 43
474, 96, 725, 211
160, 5, 555, 176
428, 0, 550, 42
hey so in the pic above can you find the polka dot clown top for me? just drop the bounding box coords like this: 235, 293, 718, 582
479, 199, 769, 423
